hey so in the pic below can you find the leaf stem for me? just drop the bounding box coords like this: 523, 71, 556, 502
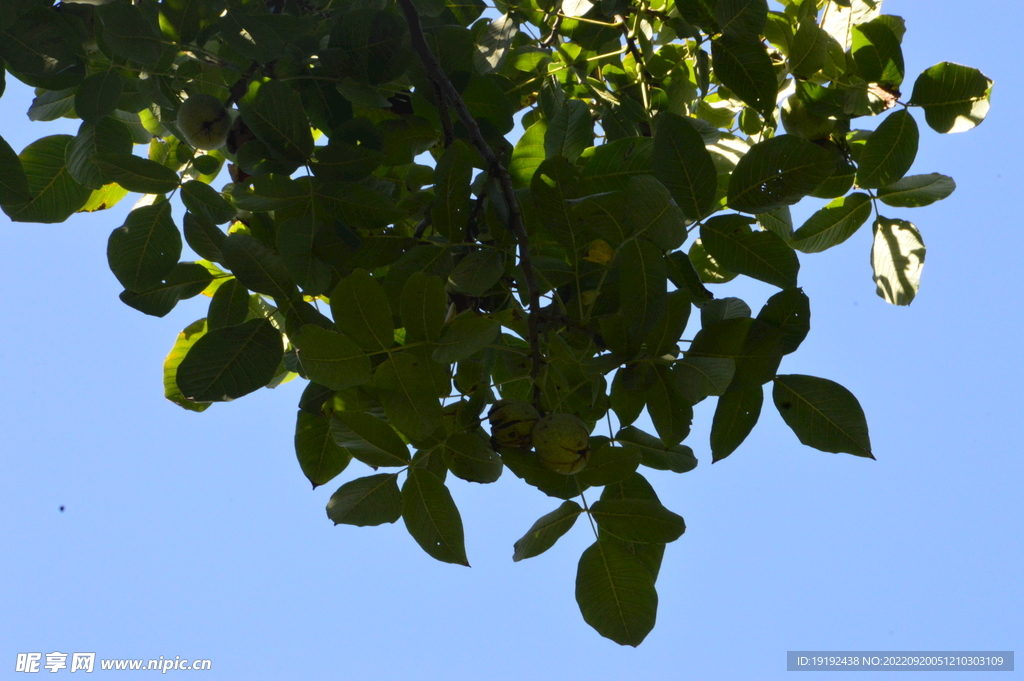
397, 0, 544, 410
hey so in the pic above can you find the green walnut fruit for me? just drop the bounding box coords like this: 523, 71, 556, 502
176, 94, 232, 150
532, 413, 590, 475
488, 399, 540, 448
781, 95, 836, 141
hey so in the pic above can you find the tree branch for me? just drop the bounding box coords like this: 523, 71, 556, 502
397, 0, 544, 408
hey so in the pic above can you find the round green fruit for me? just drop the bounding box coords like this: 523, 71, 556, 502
176, 94, 232, 150
532, 413, 590, 475
487, 399, 540, 448
780, 95, 836, 141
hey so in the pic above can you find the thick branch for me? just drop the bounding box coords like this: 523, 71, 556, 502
397, 0, 544, 407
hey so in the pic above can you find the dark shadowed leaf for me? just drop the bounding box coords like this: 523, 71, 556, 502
857, 110, 918, 189
403, 467, 469, 566
176, 318, 284, 402
93, 153, 181, 195
330, 269, 393, 352
327, 473, 402, 526
773, 374, 873, 458
700, 214, 799, 288
652, 113, 717, 221
711, 35, 777, 118
119, 262, 212, 317
107, 202, 181, 292
221, 232, 297, 300
576, 539, 658, 647
375, 353, 444, 441
3, 135, 91, 223
710, 386, 763, 461
444, 432, 502, 484
295, 411, 352, 489
790, 192, 872, 253
330, 410, 410, 467
877, 173, 955, 207
291, 324, 371, 391
513, 501, 583, 561
727, 135, 834, 213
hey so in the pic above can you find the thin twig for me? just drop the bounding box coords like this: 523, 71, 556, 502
540, 14, 564, 47
615, 14, 655, 87
435, 89, 455, 148
397, 0, 544, 408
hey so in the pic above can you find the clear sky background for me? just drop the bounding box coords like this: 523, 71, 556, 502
1, 1, 1021, 678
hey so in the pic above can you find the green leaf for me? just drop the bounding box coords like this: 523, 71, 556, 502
851, 19, 904, 86
163, 318, 211, 413
295, 411, 352, 489
871, 216, 924, 306
790, 192, 872, 253
644, 290, 691, 357
908, 62, 992, 133
756, 287, 810, 355
374, 353, 444, 441
716, 0, 768, 38
66, 119, 134, 191
619, 238, 667, 339
444, 432, 503, 484
238, 79, 314, 169
509, 119, 547, 188
432, 313, 500, 363
652, 113, 717, 221
788, 21, 830, 79
330, 269, 393, 352
448, 250, 506, 297
773, 374, 873, 458
711, 35, 777, 118
700, 215, 799, 288
473, 12, 517, 74
275, 217, 331, 296
176, 318, 284, 402
727, 135, 835, 213
645, 365, 693, 446
590, 498, 686, 544
513, 501, 583, 561
2, 135, 91, 223
710, 386, 763, 461
326, 473, 402, 526
432, 140, 475, 241
701, 297, 751, 324
291, 324, 371, 392
857, 110, 919, 189
673, 356, 736, 403
877, 173, 956, 208
598, 473, 667, 579
220, 232, 297, 300
207, 278, 249, 331
107, 202, 181, 292
576, 443, 642, 487
330, 410, 411, 467
545, 100, 594, 163
400, 272, 446, 342
119, 262, 212, 317
499, 446, 590, 500
0, 10, 85, 90
576, 539, 658, 647
0, 133, 30, 205
27, 88, 76, 122
615, 426, 698, 474
183, 212, 226, 265
579, 137, 653, 194
181, 180, 235, 225
610, 370, 645, 428
92, 153, 181, 195
74, 71, 123, 124
96, 1, 165, 67
402, 467, 469, 566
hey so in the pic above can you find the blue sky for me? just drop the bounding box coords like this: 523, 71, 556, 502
1, 1, 1021, 678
